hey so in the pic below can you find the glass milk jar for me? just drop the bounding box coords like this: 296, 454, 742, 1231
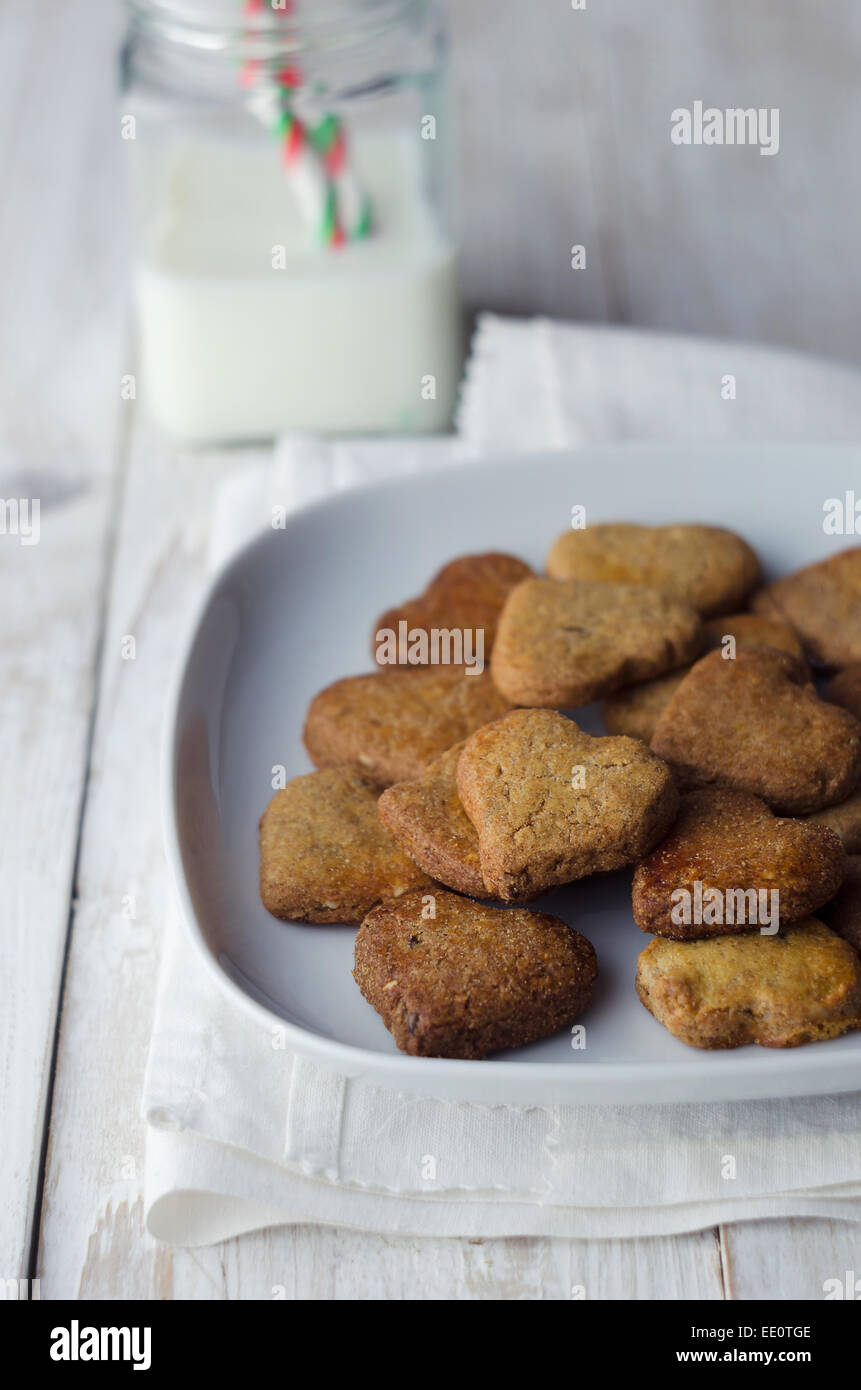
122, 0, 461, 442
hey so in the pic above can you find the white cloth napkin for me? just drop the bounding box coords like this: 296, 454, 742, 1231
144, 315, 861, 1246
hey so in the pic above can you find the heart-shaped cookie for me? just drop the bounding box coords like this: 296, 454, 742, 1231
377, 742, 490, 901
303, 666, 512, 786
602, 612, 808, 741
752, 545, 861, 668
636, 918, 861, 1049
354, 889, 597, 1058
547, 523, 760, 617
491, 577, 702, 707
456, 708, 679, 900
373, 552, 533, 666
651, 647, 861, 814
259, 769, 434, 924
632, 788, 846, 939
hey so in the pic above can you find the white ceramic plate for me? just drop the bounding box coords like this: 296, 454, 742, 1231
164, 444, 861, 1104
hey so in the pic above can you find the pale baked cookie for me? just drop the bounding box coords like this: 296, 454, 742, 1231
259, 769, 434, 924
377, 742, 488, 900
823, 855, 861, 957
636, 918, 861, 1048
803, 788, 861, 854
372, 552, 533, 667
632, 788, 845, 939
353, 889, 597, 1058
456, 708, 678, 901
751, 546, 861, 668
546, 523, 760, 617
490, 577, 702, 708
303, 667, 512, 787
823, 663, 861, 721
601, 614, 807, 742
651, 647, 861, 814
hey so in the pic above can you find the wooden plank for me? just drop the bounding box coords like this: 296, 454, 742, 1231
0, 0, 127, 1282
722, 1220, 861, 1301
35, 421, 238, 1297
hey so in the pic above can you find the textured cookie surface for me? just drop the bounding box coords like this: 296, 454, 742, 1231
303, 667, 512, 787
751, 546, 861, 668
373, 552, 533, 666
602, 613, 806, 742
632, 788, 845, 939
353, 889, 597, 1058
546, 523, 760, 617
259, 769, 434, 924
602, 671, 689, 742
823, 663, 861, 721
651, 647, 861, 814
824, 855, 861, 957
491, 577, 702, 708
377, 742, 488, 900
457, 709, 679, 901
636, 918, 861, 1049
803, 788, 861, 854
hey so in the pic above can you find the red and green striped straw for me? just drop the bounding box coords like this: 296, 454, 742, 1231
239, 0, 371, 248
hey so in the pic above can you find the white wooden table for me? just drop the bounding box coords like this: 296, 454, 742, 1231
4, 0, 860, 1300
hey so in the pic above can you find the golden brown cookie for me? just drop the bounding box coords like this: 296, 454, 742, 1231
372, 552, 533, 667
803, 788, 861, 853
823, 855, 861, 957
456, 709, 679, 901
636, 918, 861, 1049
651, 647, 861, 814
701, 612, 807, 662
303, 667, 512, 787
490, 577, 702, 708
632, 788, 845, 939
546, 523, 760, 617
602, 671, 689, 741
751, 546, 861, 668
259, 769, 434, 924
353, 889, 597, 1058
377, 743, 488, 900
823, 663, 861, 722
601, 613, 807, 742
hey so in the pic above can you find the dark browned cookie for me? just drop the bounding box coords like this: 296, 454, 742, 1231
491, 577, 702, 707
636, 918, 861, 1049
377, 742, 488, 900
823, 663, 861, 722
632, 788, 845, 939
823, 855, 861, 957
651, 647, 861, 814
546, 523, 760, 617
804, 788, 861, 854
303, 667, 512, 787
456, 709, 678, 901
353, 889, 597, 1058
259, 769, 434, 924
601, 613, 807, 742
372, 552, 533, 667
751, 546, 861, 668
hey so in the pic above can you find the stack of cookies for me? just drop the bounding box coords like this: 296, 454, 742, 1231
259, 529, 861, 1060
